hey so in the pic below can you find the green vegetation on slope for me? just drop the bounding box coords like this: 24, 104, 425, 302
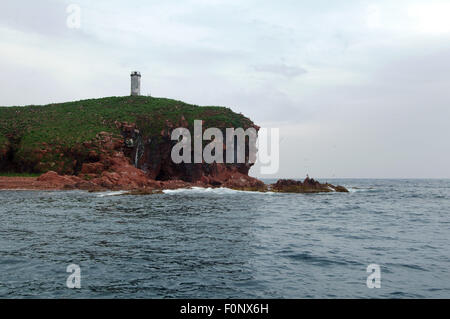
0, 96, 254, 173
0, 172, 41, 177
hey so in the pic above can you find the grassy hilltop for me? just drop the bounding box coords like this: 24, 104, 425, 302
0, 96, 254, 174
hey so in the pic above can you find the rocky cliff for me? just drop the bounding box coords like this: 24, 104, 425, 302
0, 96, 264, 190
0, 96, 349, 194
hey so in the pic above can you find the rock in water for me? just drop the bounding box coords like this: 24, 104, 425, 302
271, 177, 349, 193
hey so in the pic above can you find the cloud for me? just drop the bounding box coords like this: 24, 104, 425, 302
1, 0, 450, 177
408, 2, 450, 34
0, 0, 69, 37
252, 64, 307, 78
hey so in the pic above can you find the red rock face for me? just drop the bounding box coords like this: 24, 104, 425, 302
36, 171, 84, 189
30, 156, 264, 192
22, 120, 264, 191
0, 119, 265, 191
112, 121, 264, 190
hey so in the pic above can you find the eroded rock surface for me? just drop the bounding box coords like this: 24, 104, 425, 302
270, 177, 349, 193
18, 125, 265, 192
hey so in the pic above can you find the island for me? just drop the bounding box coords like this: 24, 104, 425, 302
0, 96, 348, 194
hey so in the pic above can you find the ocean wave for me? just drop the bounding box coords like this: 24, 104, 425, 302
96, 191, 128, 197
346, 187, 376, 193
163, 187, 275, 195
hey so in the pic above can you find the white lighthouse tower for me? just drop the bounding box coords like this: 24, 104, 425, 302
130, 71, 141, 96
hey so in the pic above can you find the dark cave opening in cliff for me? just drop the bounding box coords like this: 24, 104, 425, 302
154, 161, 196, 183
0, 135, 30, 174
155, 169, 170, 181
154, 161, 185, 182
0, 147, 16, 173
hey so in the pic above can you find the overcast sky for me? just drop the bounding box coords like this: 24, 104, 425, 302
1, 0, 449, 178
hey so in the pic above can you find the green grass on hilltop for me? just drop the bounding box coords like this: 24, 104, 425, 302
0, 95, 253, 148
0, 96, 254, 173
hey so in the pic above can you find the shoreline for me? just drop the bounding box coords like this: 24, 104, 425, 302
0, 174, 349, 194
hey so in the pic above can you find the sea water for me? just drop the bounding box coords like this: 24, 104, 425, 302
0, 179, 449, 298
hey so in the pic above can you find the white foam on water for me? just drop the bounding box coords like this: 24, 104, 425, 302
346, 187, 372, 193
96, 191, 128, 197
163, 187, 275, 195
